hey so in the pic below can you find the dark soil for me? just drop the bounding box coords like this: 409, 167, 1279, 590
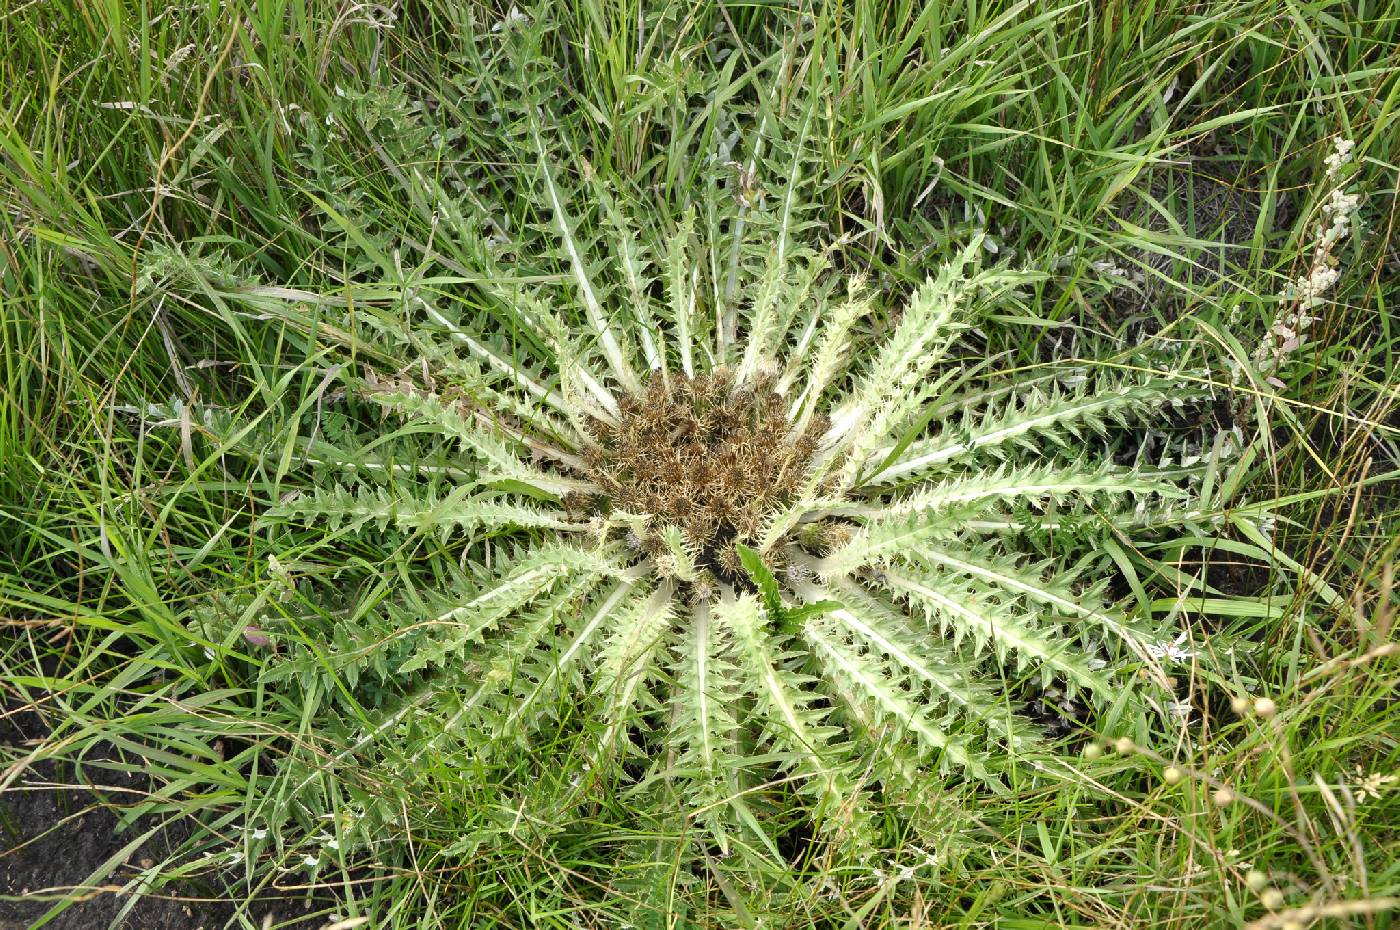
0, 702, 329, 930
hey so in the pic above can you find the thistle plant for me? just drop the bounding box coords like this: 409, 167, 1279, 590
254, 218, 1198, 845
161, 23, 1211, 868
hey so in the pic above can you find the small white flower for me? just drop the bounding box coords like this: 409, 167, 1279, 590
1324, 138, 1355, 178
491, 5, 530, 32
303, 854, 319, 867
1145, 632, 1197, 664
1353, 767, 1397, 803
1091, 259, 1128, 279
250, 827, 268, 841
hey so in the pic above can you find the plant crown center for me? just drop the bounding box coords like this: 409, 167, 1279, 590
582, 369, 825, 584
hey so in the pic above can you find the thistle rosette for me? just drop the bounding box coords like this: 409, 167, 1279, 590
260, 213, 1201, 850
179, 67, 1210, 858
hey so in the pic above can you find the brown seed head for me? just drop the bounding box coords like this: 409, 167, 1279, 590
586, 371, 824, 583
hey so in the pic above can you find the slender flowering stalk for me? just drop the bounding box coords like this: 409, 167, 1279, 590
1253, 136, 1361, 381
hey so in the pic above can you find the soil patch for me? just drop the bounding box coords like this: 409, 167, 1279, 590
0, 701, 329, 930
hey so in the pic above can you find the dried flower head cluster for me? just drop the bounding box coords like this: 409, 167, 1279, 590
580, 370, 825, 584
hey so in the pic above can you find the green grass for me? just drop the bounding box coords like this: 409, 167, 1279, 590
2, 1, 1398, 927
